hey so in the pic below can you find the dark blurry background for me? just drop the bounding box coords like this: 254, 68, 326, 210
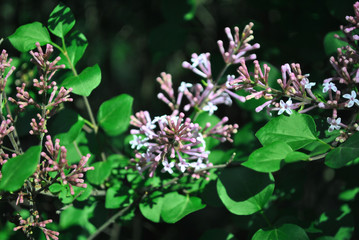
0, 0, 356, 239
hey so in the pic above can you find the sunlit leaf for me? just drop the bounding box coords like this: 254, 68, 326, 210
217, 167, 274, 215
97, 94, 133, 136
160, 192, 206, 223
8, 22, 51, 52
252, 224, 309, 240
0, 146, 41, 192
62, 64, 101, 97
48, 3, 76, 38
256, 111, 317, 150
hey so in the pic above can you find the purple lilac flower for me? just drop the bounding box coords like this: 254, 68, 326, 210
342, 90, 359, 107
301, 77, 316, 89
323, 82, 338, 93
41, 135, 94, 195
327, 117, 341, 132
217, 23, 260, 64
182, 53, 212, 79
278, 98, 293, 115
130, 135, 149, 150
0, 49, 15, 92
0, 117, 14, 144
130, 111, 209, 177
202, 102, 218, 115
30, 42, 65, 80
14, 213, 59, 240
161, 160, 175, 174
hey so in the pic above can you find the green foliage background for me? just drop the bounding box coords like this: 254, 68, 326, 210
0, 0, 357, 239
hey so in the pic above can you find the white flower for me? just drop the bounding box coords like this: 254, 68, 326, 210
177, 160, 189, 173
130, 135, 148, 150
196, 133, 206, 150
225, 75, 236, 88
323, 82, 337, 93
161, 160, 175, 174
342, 90, 359, 108
189, 158, 207, 171
278, 98, 293, 115
191, 53, 207, 68
202, 102, 218, 115
178, 82, 193, 92
327, 117, 341, 132
301, 77, 316, 89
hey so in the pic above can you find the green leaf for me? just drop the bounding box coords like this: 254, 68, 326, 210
58, 30, 88, 68
60, 204, 96, 234
339, 187, 359, 201
160, 192, 206, 223
107, 154, 130, 168
76, 184, 93, 201
252, 224, 309, 240
323, 31, 347, 56
313, 204, 354, 239
325, 132, 359, 168
49, 183, 63, 193
0, 146, 41, 192
209, 150, 231, 165
285, 151, 309, 163
58, 186, 75, 204
315, 237, 336, 240
86, 161, 112, 185
105, 182, 129, 209
8, 22, 51, 52
55, 116, 84, 145
48, 3, 76, 38
199, 229, 237, 240
256, 111, 318, 150
139, 191, 164, 223
97, 94, 133, 136
217, 167, 274, 215
62, 64, 101, 97
242, 141, 293, 172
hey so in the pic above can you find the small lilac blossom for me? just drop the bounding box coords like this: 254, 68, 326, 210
14, 214, 59, 240
8, 83, 40, 110
202, 116, 238, 143
178, 82, 193, 92
30, 42, 65, 80
202, 102, 218, 115
189, 158, 207, 171
0, 49, 15, 92
0, 117, 14, 145
42, 135, 94, 195
217, 23, 260, 64
161, 160, 175, 174
182, 53, 212, 79
177, 160, 189, 172
342, 90, 359, 107
323, 82, 337, 93
29, 113, 48, 135
278, 98, 293, 115
327, 117, 341, 132
130, 135, 149, 150
301, 77, 316, 89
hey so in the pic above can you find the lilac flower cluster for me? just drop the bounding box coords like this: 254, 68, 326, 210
130, 111, 212, 177
8, 42, 72, 136
219, 2, 359, 139
129, 24, 262, 178
0, 49, 16, 92
40, 135, 94, 195
13, 211, 59, 240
